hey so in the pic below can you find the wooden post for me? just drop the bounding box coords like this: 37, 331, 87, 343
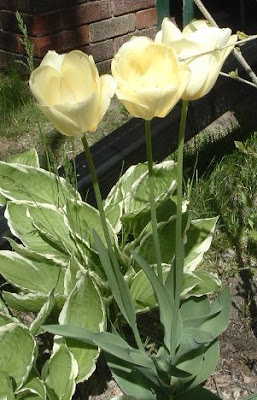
183, 0, 195, 26
157, 0, 170, 28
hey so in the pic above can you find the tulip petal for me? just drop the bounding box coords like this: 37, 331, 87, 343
29, 66, 66, 106
54, 92, 99, 134
94, 74, 117, 131
38, 105, 81, 137
40, 50, 65, 72
61, 51, 97, 102
161, 18, 182, 43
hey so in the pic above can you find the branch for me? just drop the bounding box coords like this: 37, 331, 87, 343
193, 0, 257, 87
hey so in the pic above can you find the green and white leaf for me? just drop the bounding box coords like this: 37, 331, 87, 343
104, 163, 149, 232
184, 217, 218, 273
30, 292, 56, 336
5, 201, 70, 266
65, 199, 118, 251
0, 322, 36, 390
0, 250, 65, 295
10, 148, 40, 168
181, 271, 221, 299
2, 291, 50, 313
122, 161, 177, 223
58, 273, 105, 383
0, 162, 79, 206
42, 343, 78, 400
0, 371, 15, 400
16, 374, 46, 400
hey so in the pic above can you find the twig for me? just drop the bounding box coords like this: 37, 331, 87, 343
193, 0, 257, 87
179, 35, 257, 62
219, 71, 257, 89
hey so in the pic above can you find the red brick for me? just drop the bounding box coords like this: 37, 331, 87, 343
0, 0, 91, 14
112, 0, 156, 16
135, 8, 157, 30
90, 14, 135, 42
0, 2, 111, 36
96, 58, 111, 74
82, 39, 114, 62
0, 31, 24, 53
32, 1, 111, 35
31, 25, 89, 57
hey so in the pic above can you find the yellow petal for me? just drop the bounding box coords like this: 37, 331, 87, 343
29, 65, 64, 106
61, 51, 97, 102
40, 50, 65, 72
92, 74, 117, 131
161, 18, 182, 43
38, 105, 81, 137
54, 92, 99, 134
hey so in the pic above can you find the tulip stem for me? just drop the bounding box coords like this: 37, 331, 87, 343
81, 135, 144, 351
170, 100, 189, 359
145, 120, 163, 281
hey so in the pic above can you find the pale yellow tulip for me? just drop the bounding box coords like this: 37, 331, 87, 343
29, 50, 116, 137
155, 19, 237, 100
111, 36, 190, 120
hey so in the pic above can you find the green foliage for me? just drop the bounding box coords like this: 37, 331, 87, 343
0, 149, 223, 399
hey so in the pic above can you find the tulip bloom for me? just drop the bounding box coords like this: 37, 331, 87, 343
111, 36, 190, 120
29, 50, 116, 137
155, 19, 237, 100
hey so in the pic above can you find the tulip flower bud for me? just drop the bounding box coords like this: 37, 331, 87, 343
29, 50, 116, 137
111, 36, 190, 120
155, 19, 237, 100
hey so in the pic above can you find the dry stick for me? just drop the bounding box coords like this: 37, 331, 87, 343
194, 0, 257, 87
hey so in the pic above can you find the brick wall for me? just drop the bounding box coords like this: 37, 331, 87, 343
0, 0, 158, 73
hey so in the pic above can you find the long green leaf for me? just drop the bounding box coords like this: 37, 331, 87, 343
93, 233, 138, 334
131, 251, 182, 353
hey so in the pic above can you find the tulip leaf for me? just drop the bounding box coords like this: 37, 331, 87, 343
44, 324, 155, 371
131, 251, 177, 352
6, 201, 71, 266
0, 250, 65, 295
188, 340, 220, 389
58, 273, 105, 383
42, 343, 78, 400
106, 353, 157, 400
93, 232, 138, 332
184, 217, 218, 273
0, 162, 78, 206
0, 371, 15, 399
0, 322, 37, 390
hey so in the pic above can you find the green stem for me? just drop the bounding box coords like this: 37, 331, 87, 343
170, 100, 189, 358
81, 135, 143, 351
145, 120, 163, 281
